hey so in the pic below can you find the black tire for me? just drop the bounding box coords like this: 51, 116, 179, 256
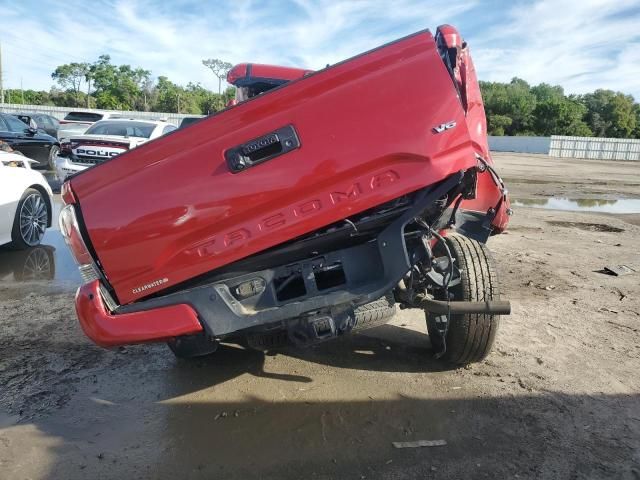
352, 292, 396, 330
245, 293, 396, 350
48, 145, 60, 170
167, 334, 218, 359
426, 234, 501, 365
10, 188, 49, 250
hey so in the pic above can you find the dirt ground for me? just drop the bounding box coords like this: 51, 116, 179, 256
1, 153, 639, 479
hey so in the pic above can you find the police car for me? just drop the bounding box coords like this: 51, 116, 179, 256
54, 119, 177, 179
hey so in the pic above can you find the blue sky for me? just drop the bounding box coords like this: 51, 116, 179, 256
2, 0, 640, 99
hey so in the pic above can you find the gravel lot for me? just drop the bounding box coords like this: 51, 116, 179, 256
1, 153, 639, 479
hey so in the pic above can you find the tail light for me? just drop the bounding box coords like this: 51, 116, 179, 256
59, 141, 78, 156
59, 203, 100, 284
61, 180, 76, 205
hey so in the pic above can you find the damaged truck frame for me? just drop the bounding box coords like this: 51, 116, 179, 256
59, 25, 511, 366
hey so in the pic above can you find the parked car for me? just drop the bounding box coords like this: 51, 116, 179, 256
0, 113, 60, 169
57, 111, 119, 141
60, 25, 511, 366
55, 119, 177, 179
179, 117, 203, 128
13, 112, 60, 137
0, 151, 53, 249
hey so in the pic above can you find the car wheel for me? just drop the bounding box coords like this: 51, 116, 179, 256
426, 234, 501, 365
48, 145, 60, 170
11, 188, 49, 249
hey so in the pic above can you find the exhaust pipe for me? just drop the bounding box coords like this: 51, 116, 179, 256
419, 297, 511, 315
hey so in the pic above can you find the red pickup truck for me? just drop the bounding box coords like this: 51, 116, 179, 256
59, 25, 510, 365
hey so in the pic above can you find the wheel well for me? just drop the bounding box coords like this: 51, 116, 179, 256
28, 184, 53, 227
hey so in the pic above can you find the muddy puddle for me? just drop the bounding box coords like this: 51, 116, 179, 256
0, 230, 80, 290
512, 197, 640, 214
0, 195, 80, 291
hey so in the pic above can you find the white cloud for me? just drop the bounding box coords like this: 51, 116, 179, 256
470, 0, 640, 98
1, 0, 639, 100
1, 0, 476, 93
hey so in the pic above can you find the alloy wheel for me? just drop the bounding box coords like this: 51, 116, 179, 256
19, 193, 48, 246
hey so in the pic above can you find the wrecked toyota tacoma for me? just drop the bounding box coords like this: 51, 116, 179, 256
60, 25, 511, 365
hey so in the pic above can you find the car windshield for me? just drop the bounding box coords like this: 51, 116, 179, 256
64, 112, 104, 122
85, 121, 155, 138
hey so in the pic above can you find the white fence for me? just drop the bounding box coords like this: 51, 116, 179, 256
0, 103, 203, 126
549, 136, 640, 161
490, 134, 640, 161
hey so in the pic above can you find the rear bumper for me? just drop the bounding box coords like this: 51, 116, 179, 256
98, 174, 466, 344
75, 280, 203, 347
55, 155, 87, 180
73, 170, 507, 348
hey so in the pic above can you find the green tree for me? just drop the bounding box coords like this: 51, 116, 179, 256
532, 97, 592, 136
89, 55, 119, 108
51, 62, 89, 107
152, 76, 199, 113
49, 87, 92, 108
580, 89, 637, 138
633, 104, 640, 138
87, 55, 151, 110
3, 89, 54, 105
202, 59, 232, 94
530, 83, 565, 103
139, 74, 155, 111
480, 78, 537, 135
487, 114, 512, 136
37, 57, 640, 136
503, 78, 537, 134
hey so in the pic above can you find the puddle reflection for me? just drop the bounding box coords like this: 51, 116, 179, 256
0, 230, 80, 288
513, 197, 640, 214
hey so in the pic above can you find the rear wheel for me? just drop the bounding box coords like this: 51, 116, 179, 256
10, 188, 49, 249
426, 234, 501, 365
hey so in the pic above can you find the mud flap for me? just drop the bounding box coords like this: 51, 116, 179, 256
449, 209, 494, 243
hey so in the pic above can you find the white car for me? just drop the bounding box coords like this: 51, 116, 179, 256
55, 119, 177, 180
0, 151, 53, 249
57, 110, 120, 141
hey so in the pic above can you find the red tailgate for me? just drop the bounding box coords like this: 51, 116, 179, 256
69, 30, 479, 305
